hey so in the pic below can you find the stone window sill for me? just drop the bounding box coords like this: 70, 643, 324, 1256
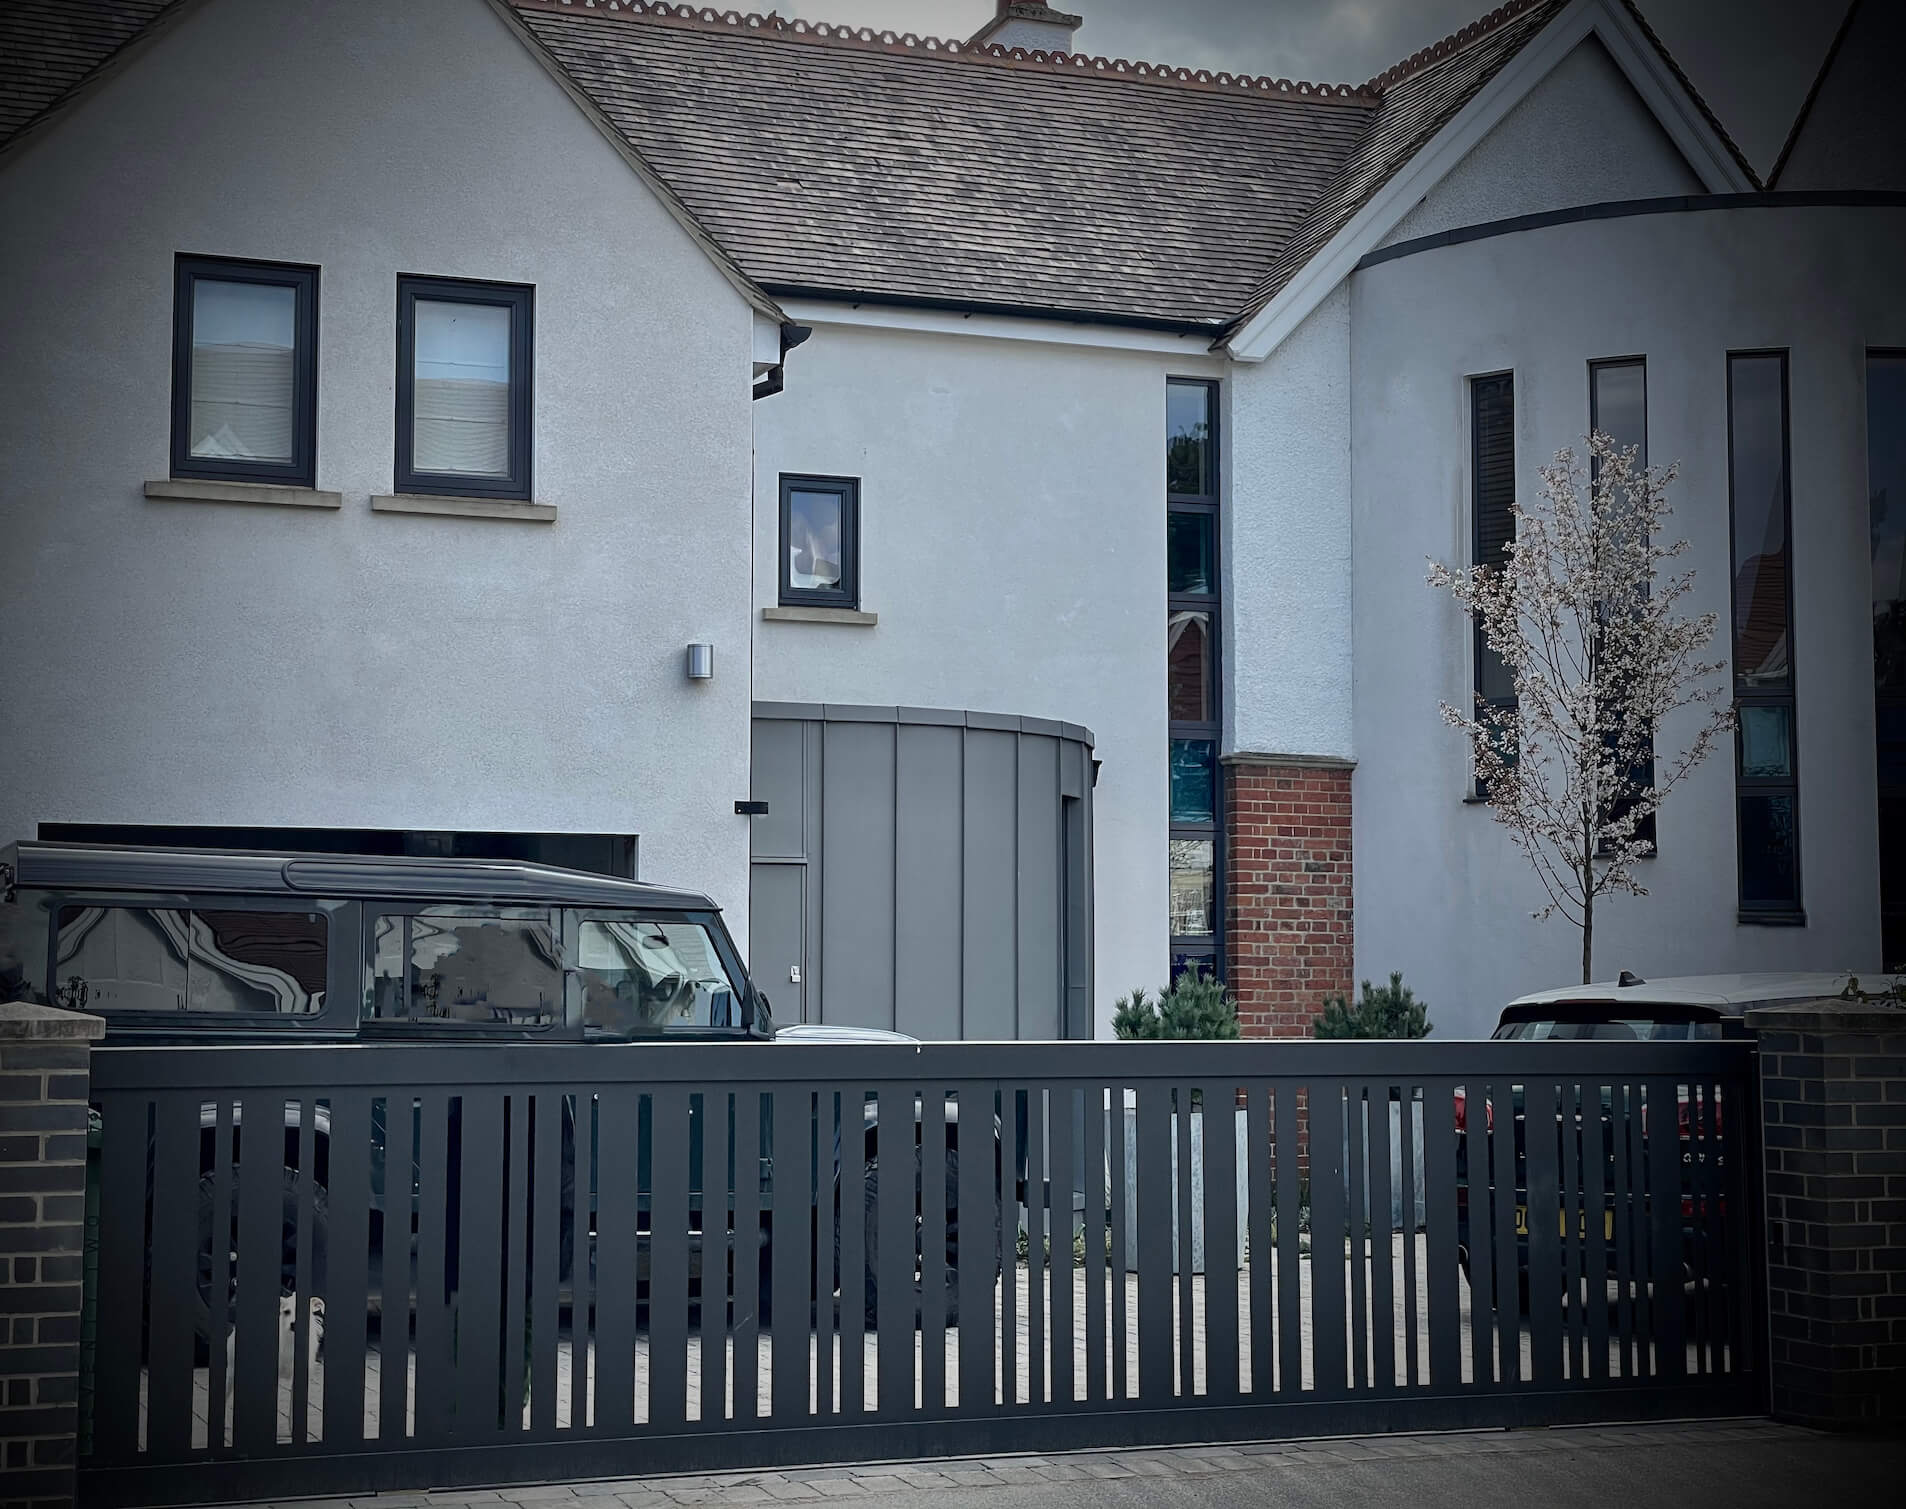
145, 478, 341, 509
371, 493, 556, 522
1739, 909, 1807, 927
761, 606, 878, 626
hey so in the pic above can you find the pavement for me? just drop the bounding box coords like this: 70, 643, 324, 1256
259, 1419, 1904, 1509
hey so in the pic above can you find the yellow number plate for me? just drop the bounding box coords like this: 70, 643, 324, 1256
1514, 1205, 1616, 1240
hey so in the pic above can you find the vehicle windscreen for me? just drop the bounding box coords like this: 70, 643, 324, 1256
575, 915, 743, 1036
1492, 1012, 1723, 1041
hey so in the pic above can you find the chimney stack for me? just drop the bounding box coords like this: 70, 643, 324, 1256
968, 1, 1084, 55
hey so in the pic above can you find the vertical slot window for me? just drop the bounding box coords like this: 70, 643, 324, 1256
1470, 372, 1517, 794
1167, 377, 1221, 981
1591, 357, 1657, 852
1868, 352, 1906, 964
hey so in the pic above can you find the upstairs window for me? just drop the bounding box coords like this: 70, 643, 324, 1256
778, 474, 859, 608
171, 255, 319, 487
396, 276, 534, 499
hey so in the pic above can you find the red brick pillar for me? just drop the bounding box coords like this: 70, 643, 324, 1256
1223, 756, 1354, 1037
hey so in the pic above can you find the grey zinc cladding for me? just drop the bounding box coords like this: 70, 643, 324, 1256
508, 0, 1374, 326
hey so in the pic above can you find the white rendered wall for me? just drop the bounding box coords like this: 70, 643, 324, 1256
0, 0, 757, 923
754, 320, 1222, 1035
1377, 37, 1701, 251
1226, 285, 1354, 761
1349, 205, 1906, 1037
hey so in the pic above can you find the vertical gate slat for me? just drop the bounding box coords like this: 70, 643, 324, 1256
1174, 1086, 1194, 1399
204, 1098, 235, 1453
326, 1090, 372, 1449
1724, 1072, 1756, 1387
1135, 1082, 1172, 1403
1346, 1086, 1368, 1393
1608, 1082, 1634, 1377
412, 1092, 454, 1444
1109, 1085, 1130, 1404
145, 1094, 197, 1460
701, 1088, 731, 1425
650, 1086, 691, 1429
1648, 1077, 1687, 1381
1466, 1083, 1495, 1391
456, 1090, 505, 1438
501, 1092, 528, 1437
922, 1087, 948, 1412
1025, 1084, 1047, 1408
1557, 1080, 1584, 1383
1395, 1088, 1418, 1388
814, 1094, 836, 1422
732, 1089, 762, 1424
874, 1085, 913, 1417
379, 1093, 416, 1443
594, 1088, 640, 1433
955, 1082, 993, 1413
1695, 1082, 1721, 1376
1000, 1088, 1021, 1408
528, 1091, 560, 1437
839, 1088, 866, 1419
289, 1099, 316, 1444
1582, 1080, 1610, 1383
1203, 1082, 1238, 1404
1490, 1077, 1521, 1387
1274, 1084, 1303, 1393
1309, 1082, 1347, 1397
1422, 1082, 1461, 1393
1244, 1085, 1273, 1397
1366, 1085, 1395, 1393
91, 1093, 145, 1464
1083, 1083, 1107, 1405
1045, 1084, 1072, 1411
1523, 1079, 1562, 1386
772, 1087, 812, 1423
233, 1091, 285, 1454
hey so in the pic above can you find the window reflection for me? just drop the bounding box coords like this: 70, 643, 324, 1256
1168, 838, 1214, 936
370, 909, 559, 1025
1168, 611, 1211, 722
787, 489, 844, 591
576, 917, 740, 1035
54, 906, 324, 1013
1167, 382, 1212, 497
1170, 739, 1215, 823
1730, 356, 1791, 689
190, 279, 296, 463
412, 300, 512, 477
1168, 512, 1213, 594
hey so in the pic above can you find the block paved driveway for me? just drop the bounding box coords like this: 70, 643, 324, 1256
253, 1420, 1902, 1509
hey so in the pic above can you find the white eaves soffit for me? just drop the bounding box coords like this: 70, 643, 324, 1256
1223, 0, 1756, 364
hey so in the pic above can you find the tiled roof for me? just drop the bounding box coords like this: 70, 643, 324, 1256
0, 0, 178, 149
507, 0, 1374, 327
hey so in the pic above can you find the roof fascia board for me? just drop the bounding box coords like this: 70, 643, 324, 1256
1225, 0, 1750, 363
483, 0, 783, 322
1767, 0, 1860, 188
775, 298, 1230, 358
0, 0, 210, 173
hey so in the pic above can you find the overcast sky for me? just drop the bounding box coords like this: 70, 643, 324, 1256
781, 0, 1848, 176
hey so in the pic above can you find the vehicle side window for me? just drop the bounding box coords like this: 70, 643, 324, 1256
369, 909, 560, 1026
0, 890, 53, 1006
53, 905, 325, 1013
574, 915, 740, 1035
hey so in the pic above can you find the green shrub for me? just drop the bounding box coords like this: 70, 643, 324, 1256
1312, 971, 1431, 1039
1112, 971, 1240, 1040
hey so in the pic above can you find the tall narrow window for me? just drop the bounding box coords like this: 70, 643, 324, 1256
171, 255, 319, 487
1591, 357, 1656, 852
1167, 378, 1221, 981
1728, 352, 1802, 919
396, 275, 533, 499
1470, 372, 1516, 793
1869, 352, 1906, 966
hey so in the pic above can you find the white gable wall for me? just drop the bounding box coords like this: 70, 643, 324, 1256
0, 0, 758, 918
1377, 36, 1703, 251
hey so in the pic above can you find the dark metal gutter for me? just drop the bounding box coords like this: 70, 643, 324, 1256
759, 283, 1223, 338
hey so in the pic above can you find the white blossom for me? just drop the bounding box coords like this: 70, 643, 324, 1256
1428, 432, 1734, 983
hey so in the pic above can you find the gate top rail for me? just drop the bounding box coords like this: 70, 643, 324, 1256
89, 1035, 1757, 1091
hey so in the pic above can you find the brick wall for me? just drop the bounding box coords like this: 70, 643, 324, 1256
1223, 759, 1353, 1037
1749, 1002, 1906, 1430
0, 1003, 104, 1509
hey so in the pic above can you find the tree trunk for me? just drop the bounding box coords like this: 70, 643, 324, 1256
1581, 882, 1594, 984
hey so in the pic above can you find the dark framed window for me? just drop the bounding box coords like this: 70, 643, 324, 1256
53, 903, 327, 1015
1470, 372, 1517, 795
1867, 351, 1906, 966
1727, 351, 1802, 921
395, 275, 533, 499
777, 474, 859, 608
368, 907, 567, 1034
1591, 356, 1657, 853
1168, 377, 1221, 982
170, 255, 319, 488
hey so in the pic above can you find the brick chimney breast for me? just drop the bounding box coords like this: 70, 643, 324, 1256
969, 1, 1085, 55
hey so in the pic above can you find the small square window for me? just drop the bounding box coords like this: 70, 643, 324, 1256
171, 255, 319, 487
778, 474, 859, 608
396, 276, 533, 499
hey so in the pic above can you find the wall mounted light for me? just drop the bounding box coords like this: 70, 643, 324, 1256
685, 642, 715, 681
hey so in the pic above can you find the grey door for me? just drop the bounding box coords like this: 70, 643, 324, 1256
748, 862, 807, 1026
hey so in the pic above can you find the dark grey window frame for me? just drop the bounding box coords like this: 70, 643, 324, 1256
1468, 370, 1517, 799
777, 473, 860, 609
170, 254, 320, 489
1726, 349, 1804, 924
1167, 377, 1222, 984
395, 274, 534, 500
1590, 355, 1658, 856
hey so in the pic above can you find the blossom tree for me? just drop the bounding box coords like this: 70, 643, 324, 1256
1429, 433, 1734, 983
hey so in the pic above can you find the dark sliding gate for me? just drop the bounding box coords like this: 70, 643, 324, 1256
80, 1039, 1763, 1506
